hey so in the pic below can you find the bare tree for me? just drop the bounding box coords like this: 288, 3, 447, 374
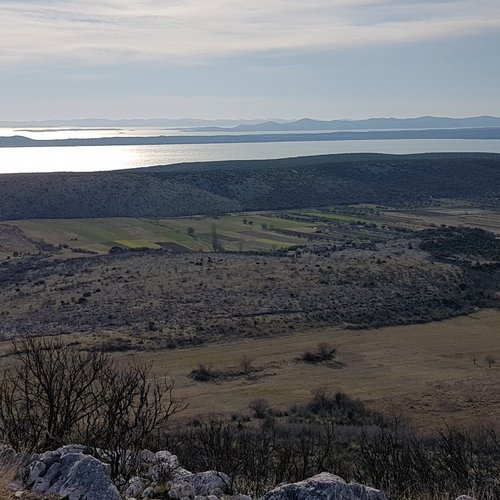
310, 386, 333, 410
316, 342, 336, 360
299, 343, 336, 363
485, 354, 496, 368
248, 399, 271, 419
0, 337, 186, 481
211, 223, 222, 252
0, 337, 110, 451
82, 364, 187, 481
239, 355, 254, 375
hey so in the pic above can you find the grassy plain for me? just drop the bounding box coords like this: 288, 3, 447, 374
10, 309, 495, 432
133, 309, 500, 431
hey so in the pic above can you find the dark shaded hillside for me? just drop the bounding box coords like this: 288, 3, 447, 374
162, 154, 500, 209
0, 153, 499, 220
0, 172, 240, 220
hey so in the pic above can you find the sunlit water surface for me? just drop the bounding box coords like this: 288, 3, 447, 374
1, 138, 500, 174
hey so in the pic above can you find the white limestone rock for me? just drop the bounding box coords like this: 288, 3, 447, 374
124, 476, 147, 498
169, 481, 196, 499
41, 452, 120, 500
27, 460, 47, 486
259, 472, 387, 500
171, 470, 231, 497
147, 450, 191, 482
141, 485, 155, 498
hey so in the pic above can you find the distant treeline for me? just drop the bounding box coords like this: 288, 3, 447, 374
0, 153, 499, 220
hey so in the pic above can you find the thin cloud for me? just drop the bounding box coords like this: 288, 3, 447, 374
1, 0, 499, 64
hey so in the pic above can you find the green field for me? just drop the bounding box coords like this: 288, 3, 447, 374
0, 213, 321, 259
2, 205, 499, 261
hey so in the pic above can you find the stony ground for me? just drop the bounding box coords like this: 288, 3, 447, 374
0, 241, 488, 350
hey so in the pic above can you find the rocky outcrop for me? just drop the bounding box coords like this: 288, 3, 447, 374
122, 449, 192, 499
19, 446, 120, 500
168, 470, 232, 499
259, 472, 387, 500
9, 445, 388, 499
124, 468, 245, 499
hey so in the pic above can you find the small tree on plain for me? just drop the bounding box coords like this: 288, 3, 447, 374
211, 223, 223, 252
317, 342, 336, 360
239, 355, 254, 375
248, 399, 271, 419
299, 342, 336, 363
485, 354, 496, 368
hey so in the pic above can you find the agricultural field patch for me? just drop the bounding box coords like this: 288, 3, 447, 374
299, 209, 379, 225
381, 207, 500, 234
113, 239, 161, 249
1, 213, 322, 258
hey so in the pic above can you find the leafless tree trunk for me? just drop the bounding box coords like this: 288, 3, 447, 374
0, 337, 187, 482
0, 337, 110, 451
82, 363, 187, 480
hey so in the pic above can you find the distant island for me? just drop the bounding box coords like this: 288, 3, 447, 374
1, 127, 500, 148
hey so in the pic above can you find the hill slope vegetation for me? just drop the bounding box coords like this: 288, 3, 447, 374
0, 153, 499, 220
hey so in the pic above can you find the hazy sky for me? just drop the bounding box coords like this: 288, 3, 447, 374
1, 0, 500, 121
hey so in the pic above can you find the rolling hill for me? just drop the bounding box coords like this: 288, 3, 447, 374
0, 153, 499, 220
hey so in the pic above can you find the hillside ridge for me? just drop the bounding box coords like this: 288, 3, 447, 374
1, 153, 499, 220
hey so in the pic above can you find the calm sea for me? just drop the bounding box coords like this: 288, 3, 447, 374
1, 127, 500, 174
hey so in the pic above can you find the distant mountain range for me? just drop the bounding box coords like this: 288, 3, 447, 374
1, 116, 500, 131
189, 116, 500, 132
0, 118, 287, 128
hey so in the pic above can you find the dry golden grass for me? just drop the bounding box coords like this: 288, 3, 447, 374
2, 309, 493, 432
106, 309, 500, 432
0, 456, 59, 499
0, 460, 20, 497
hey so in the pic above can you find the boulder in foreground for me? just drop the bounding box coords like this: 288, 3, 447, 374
259, 472, 387, 500
21, 446, 120, 500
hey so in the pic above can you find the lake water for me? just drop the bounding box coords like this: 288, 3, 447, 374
1, 127, 500, 174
